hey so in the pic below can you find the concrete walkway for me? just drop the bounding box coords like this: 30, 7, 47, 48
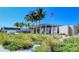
0, 45, 9, 52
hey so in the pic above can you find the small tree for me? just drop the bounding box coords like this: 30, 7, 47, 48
14, 22, 19, 27
14, 22, 27, 27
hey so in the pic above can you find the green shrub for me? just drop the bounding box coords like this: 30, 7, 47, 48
12, 39, 33, 49
0, 33, 12, 45
11, 34, 33, 49
4, 43, 20, 51
4, 39, 33, 51
0, 33, 59, 51
17, 39, 33, 49
2, 34, 33, 51
3, 39, 11, 46
26, 34, 43, 44
51, 34, 62, 40
32, 35, 56, 52
53, 42, 79, 52
53, 36, 79, 52
45, 37, 56, 51
66, 36, 79, 43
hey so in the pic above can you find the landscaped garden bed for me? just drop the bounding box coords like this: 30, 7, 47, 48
0, 33, 79, 52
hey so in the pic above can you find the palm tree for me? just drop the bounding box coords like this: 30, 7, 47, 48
14, 22, 19, 27
14, 22, 27, 27
14, 22, 29, 32
25, 8, 45, 34
36, 8, 45, 34
24, 12, 35, 33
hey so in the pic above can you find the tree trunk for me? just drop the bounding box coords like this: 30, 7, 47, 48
44, 25, 47, 34
39, 20, 41, 34
36, 21, 38, 34
53, 27, 55, 38
31, 22, 33, 34
32, 22, 33, 33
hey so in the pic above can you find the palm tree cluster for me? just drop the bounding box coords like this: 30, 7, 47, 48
24, 8, 46, 34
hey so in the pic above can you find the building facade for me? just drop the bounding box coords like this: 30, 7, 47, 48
31, 24, 59, 34
1, 27, 30, 34
1, 24, 79, 35
59, 25, 79, 35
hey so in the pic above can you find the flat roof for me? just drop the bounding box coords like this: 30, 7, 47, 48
32, 24, 60, 28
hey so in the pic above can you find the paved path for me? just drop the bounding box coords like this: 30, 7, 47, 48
0, 45, 9, 52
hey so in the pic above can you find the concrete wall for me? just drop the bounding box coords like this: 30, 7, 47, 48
69, 25, 75, 35
72, 26, 79, 35
59, 25, 79, 35
59, 25, 69, 35
51, 27, 58, 34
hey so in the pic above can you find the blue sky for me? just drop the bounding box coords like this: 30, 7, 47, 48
0, 7, 79, 27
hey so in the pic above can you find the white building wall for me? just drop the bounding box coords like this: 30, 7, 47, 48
69, 25, 75, 35
69, 25, 79, 35
59, 25, 69, 35
54, 27, 58, 34
72, 26, 79, 35
59, 25, 79, 35
51, 27, 58, 34
7, 30, 17, 33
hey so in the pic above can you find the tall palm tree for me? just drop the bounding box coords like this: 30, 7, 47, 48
25, 8, 45, 34
36, 8, 45, 34
25, 12, 35, 33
